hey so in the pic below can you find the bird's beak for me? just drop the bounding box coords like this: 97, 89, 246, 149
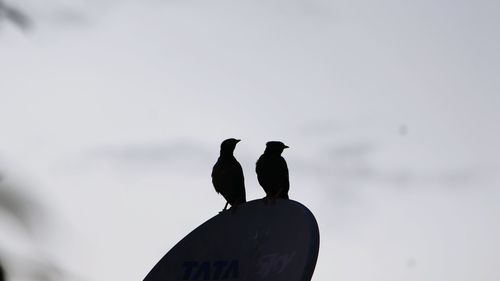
284, 145, 289, 149
236, 139, 241, 143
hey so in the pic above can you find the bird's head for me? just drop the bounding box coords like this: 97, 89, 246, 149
220, 138, 241, 155
265, 141, 289, 154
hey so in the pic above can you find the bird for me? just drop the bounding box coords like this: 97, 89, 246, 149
256, 141, 290, 200
211, 138, 246, 212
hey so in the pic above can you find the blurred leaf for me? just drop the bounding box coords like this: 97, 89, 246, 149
0, 180, 43, 236
0, 0, 33, 31
0, 259, 5, 281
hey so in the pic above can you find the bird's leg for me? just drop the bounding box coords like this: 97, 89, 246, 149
219, 202, 229, 213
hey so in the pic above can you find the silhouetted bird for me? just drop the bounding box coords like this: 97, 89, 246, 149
211, 138, 246, 212
256, 141, 290, 200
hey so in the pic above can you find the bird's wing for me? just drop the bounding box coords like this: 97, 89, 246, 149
256, 155, 278, 195
255, 156, 267, 187
232, 161, 244, 184
212, 159, 237, 193
233, 161, 246, 201
211, 160, 224, 194
278, 157, 290, 188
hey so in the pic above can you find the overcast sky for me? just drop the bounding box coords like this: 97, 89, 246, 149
1, 0, 499, 281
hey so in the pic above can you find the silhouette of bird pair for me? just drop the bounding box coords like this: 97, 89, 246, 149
211, 138, 289, 212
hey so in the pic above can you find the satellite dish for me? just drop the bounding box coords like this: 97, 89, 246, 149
144, 199, 319, 281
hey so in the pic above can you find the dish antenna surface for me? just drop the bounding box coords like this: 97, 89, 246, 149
144, 199, 319, 281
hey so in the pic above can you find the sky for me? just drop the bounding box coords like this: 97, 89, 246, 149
1, 0, 500, 280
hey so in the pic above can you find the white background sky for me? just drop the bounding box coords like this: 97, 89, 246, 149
1, 0, 499, 281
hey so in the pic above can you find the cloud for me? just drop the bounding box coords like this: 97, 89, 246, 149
81, 139, 215, 175
294, 140, 483, 190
